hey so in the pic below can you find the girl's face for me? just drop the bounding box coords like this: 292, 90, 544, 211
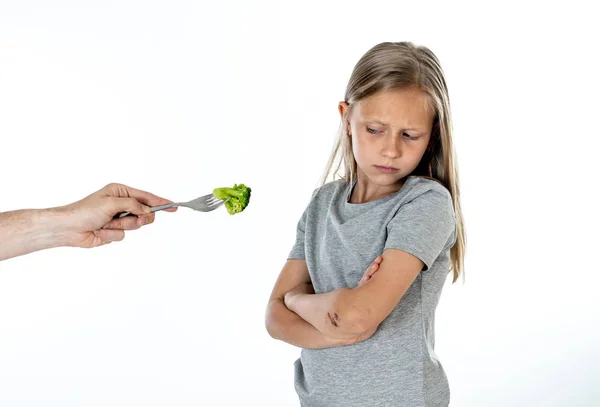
340, 87, 434, 191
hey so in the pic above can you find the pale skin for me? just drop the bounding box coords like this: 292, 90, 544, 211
0, 183, 177, 261
265, 87, 435, 347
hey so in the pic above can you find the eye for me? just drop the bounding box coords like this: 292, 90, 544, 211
403, 132, 419, 140
366, 127, 381, 134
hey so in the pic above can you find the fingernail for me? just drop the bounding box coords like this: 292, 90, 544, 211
143, 205, 151, 213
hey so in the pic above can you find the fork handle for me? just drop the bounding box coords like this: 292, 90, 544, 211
113, 202, 180, 219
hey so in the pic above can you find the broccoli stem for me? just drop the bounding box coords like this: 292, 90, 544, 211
214, 188, 243, 199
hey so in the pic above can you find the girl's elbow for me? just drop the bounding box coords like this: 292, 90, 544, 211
265, 301, 282, 339
265, 320, 279, 339
346, 312, 373, 335
330, 298, 372, 336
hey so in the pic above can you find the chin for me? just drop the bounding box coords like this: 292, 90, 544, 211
368, 172, 405, 186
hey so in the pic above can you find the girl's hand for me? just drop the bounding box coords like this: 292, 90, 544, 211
340, 256, 384, 345
358, 256, 383, 286
284, 283, 315, 308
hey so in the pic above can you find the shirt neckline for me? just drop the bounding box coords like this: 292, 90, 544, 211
344, 176, 418, 209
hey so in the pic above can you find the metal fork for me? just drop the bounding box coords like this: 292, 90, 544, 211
114, 193, 227, 218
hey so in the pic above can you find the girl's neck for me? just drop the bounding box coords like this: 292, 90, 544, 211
349, 174, 406, 204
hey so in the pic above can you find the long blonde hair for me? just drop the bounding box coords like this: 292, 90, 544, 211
322, 41, 466, 282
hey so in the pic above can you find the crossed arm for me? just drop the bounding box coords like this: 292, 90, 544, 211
265, 259, 350, 350
265, 248, 424, 349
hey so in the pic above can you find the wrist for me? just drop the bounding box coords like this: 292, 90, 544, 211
284, 291, 300, 312
0, 206, 74, 261
283, 292, 292, 309
33, 206, 75, 249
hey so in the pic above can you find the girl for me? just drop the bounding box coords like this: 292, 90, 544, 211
266, 41, 466, 407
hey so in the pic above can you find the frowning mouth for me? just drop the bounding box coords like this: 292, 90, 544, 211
374, 165, 399, 174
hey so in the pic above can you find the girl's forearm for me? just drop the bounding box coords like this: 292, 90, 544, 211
286, 289, 366, 339
265, 298, 350, 349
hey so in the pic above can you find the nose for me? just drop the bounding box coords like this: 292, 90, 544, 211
382, 135, 401, 159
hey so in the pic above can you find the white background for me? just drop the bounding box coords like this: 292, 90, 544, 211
1, 1, 599, 406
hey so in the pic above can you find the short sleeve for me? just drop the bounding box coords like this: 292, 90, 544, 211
287, 207, 308, 260
287, 187, 321, 260
384, 188, 456, 271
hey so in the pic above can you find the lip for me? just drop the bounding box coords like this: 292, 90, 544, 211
375, 165, 399, 174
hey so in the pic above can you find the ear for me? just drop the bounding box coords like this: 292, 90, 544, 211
338, 101, 349, 118
338, 102, 351, 136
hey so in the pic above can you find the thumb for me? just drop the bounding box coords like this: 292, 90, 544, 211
110, 197, 151, 216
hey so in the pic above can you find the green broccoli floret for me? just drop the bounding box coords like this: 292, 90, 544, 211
213, 183, 251, 215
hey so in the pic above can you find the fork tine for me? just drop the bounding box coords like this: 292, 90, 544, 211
202, 198, 227, 212
206, 196, 221, 205
183, 194, 228, 212
188, 194, 214, 205
207, 197, 226, 207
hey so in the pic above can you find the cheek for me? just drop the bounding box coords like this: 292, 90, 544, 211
351, 134, 370, 162
415, 142, 429, 158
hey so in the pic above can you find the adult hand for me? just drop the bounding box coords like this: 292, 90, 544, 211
60, 183, 177, 248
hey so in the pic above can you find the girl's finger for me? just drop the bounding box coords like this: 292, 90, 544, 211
359, 273, 374, 286
367, 262, 379, 276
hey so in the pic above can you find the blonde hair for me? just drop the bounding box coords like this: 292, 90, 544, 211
322, 41, 466, 282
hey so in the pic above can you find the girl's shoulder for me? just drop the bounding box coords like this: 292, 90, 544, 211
403, 176, 452, 202
309, 179, 348, 201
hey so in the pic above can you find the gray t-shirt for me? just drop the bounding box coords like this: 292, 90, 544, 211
288, 176, 457, 407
